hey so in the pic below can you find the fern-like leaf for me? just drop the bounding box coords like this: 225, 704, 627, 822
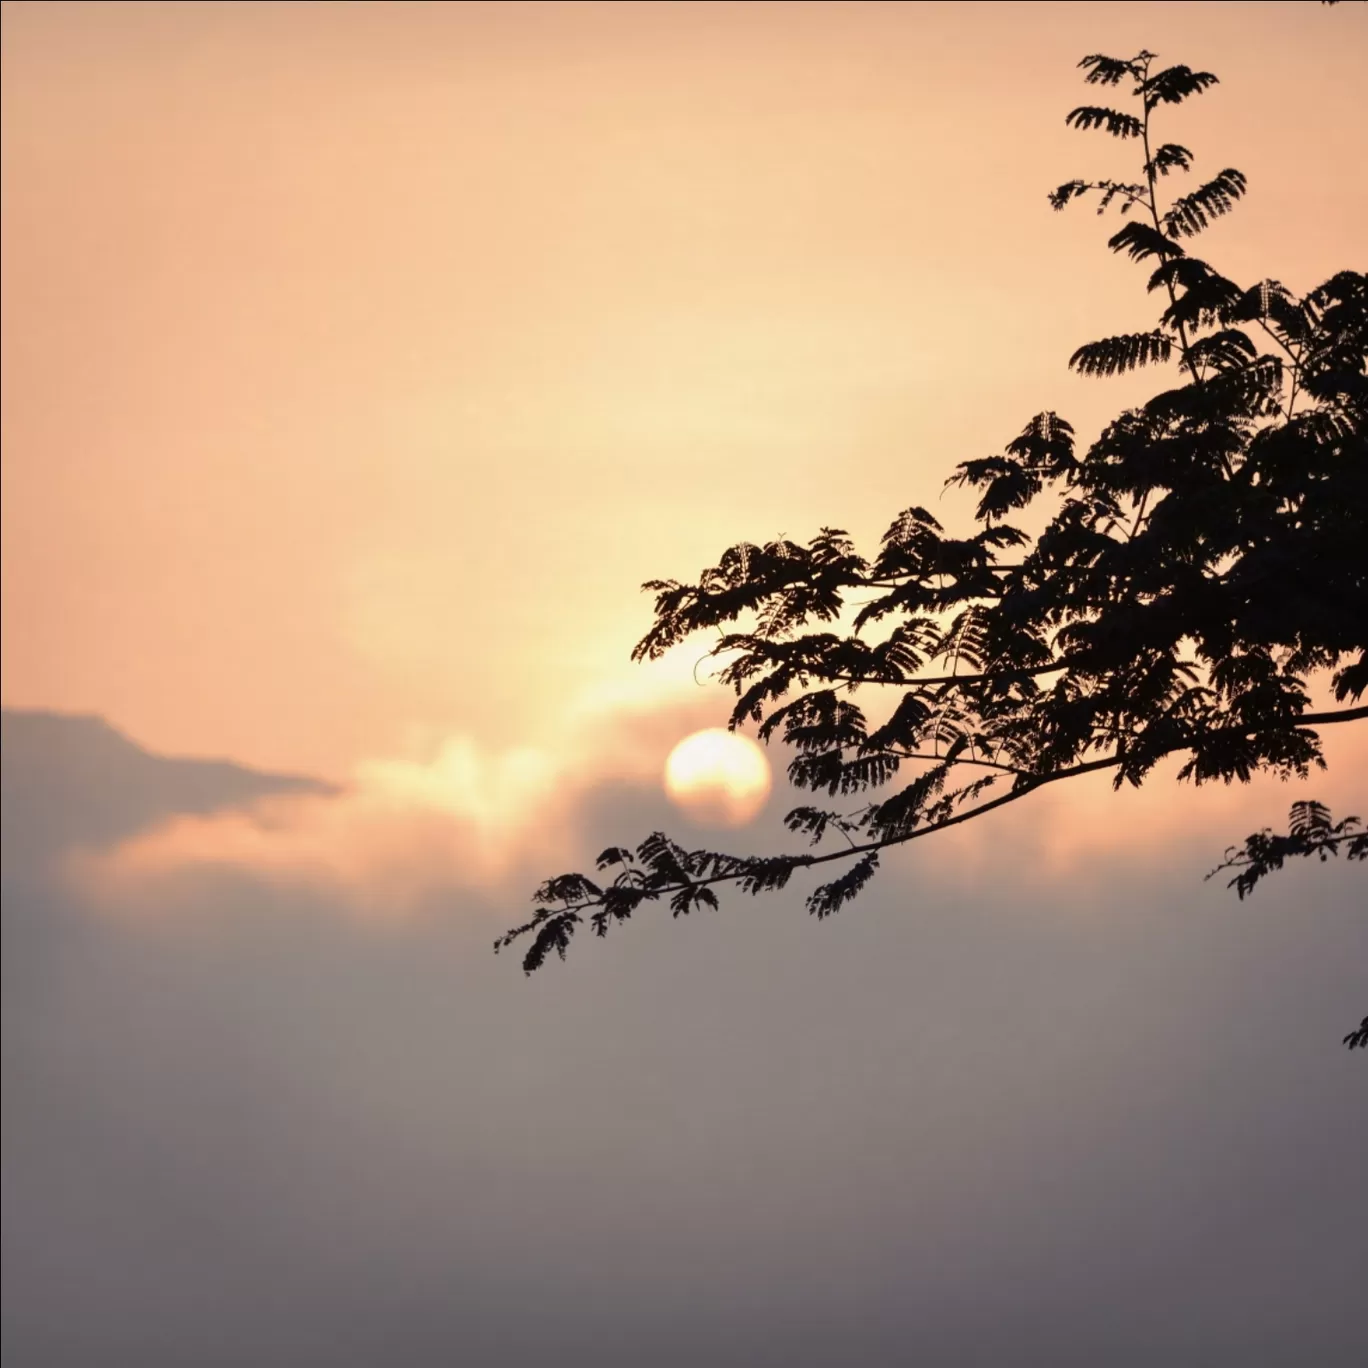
521, 912, 579, 973
1143, 65, 1219, 110
1148, 142, 1194, 176
1108, 221, 1185, 262
1048, 179, 1090, 211
1070, 331, 1173, 377
1184, 328, 1257, 373
1162, 169, 1247, 238
806, 852, 880, 919
1066, 105, 1144, 139
1078, 54, 1143, 87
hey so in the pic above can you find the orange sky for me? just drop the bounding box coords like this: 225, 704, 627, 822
4, 0, 1366, 790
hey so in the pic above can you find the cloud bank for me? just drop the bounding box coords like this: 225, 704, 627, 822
4, 709, 1366, 1366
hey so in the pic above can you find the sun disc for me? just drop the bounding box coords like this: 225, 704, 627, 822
664, 728, 771, 826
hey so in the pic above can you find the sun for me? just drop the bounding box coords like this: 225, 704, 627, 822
664, 728, 771, 827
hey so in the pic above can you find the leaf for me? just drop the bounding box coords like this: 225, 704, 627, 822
1004, 411, 1077, 467
1069, 331, 1173, 377
521, 912, 579, 974
1108, 221, 1186, 262
669, 883, 719, 917
788, 746, 899, 797
1332, 653, 1368, 702
764, 689, 868, 753
1065, 105, 1144, 139
1147, 258, 1243, 331
637, 831, 690, 882
1184, 327, 1257, 373
1148, 142, 1194, 176
1049, 179, 1090, 211
1289, 800, 1334, 839
934, 605, 992, 673
784, 805, 844, 846
1226, 279, 1309, 343
737, 856, 801, 896
867, 765, 950, 842
536, 873, 602, 905
806, 852, 880, 919
864, 692, 935, 751
1142, 65, 1218, 109
1077, 54, 1142, 87
1162, 169, 1248, 238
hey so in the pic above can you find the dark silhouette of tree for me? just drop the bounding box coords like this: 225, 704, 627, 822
498, 50, 1366, 1046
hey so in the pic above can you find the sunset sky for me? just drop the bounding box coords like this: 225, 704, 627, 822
3, 3, 1366, 1363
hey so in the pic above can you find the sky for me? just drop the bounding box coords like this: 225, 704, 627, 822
3, 2, 1367, 1364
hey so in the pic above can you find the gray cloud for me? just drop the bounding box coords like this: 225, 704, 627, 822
1, 709, 334, 874
3, 712, 1366, 1366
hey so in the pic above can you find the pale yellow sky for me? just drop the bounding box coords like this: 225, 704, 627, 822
4, 1, 1366, 784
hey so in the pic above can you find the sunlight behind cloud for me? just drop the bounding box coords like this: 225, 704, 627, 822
356, 737, 555, 828
76, 732, 569, 917
72, 697, 702, 916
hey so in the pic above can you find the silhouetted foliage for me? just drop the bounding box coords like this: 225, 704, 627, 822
498, 50, 1366, 1047
1210, 800, 1367, 899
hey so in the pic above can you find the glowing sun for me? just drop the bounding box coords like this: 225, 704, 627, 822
664, 728, 771, 827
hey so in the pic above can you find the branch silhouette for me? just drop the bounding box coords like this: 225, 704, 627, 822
499, 47, 1366, 1048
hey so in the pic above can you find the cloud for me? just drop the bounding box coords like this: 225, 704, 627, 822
47, 695, 1368, 934
0, 709, 333, 875
67, 693, 731, 916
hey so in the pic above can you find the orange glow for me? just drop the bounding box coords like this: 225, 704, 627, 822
4, 2, 1365, 871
